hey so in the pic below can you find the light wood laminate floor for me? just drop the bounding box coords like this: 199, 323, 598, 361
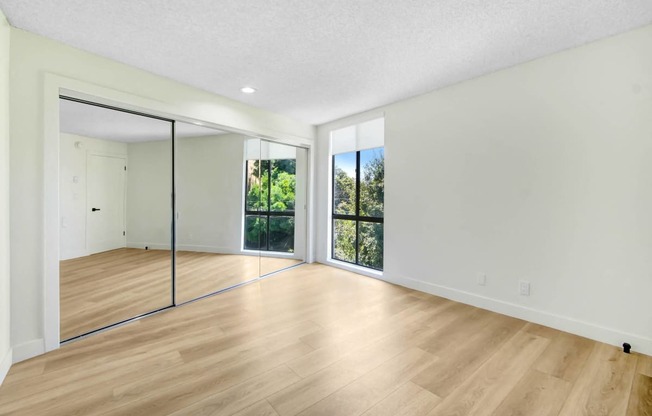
60, 248, 301, 340
3, 264, 650, 415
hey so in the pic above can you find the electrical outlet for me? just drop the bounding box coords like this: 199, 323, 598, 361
477, 273, 486, 286
519, 280, 530, 296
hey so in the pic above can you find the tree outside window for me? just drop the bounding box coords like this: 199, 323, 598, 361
332, 147, 384, 270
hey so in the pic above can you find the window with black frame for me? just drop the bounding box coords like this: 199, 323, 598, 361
244, 158, 296, 252
332, 147, 384, 270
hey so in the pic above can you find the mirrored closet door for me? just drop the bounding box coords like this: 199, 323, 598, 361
174, 123, 261, 303
59, 97, 174, 341
59, 99, 310, 340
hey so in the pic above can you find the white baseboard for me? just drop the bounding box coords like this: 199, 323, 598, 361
324, 259, 384, 279
178, 244, 301, 260
253, 250, 302, 260
0, 348, 11, 385
126, 242, 171, 251
126, 243, 241, 255
12, 338, 45, 363
178, 244, 238, 255
381, 273, 652, 357
126, 243, 304, 260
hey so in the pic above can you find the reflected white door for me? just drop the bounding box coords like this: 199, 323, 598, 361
87, 154, 126, 255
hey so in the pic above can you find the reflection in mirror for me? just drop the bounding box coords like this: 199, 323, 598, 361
257, 141, 306, 276
58, 98, 173, 341
174, 124, 261, 303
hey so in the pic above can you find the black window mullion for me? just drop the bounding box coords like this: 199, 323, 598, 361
355, 151, 361, 218
245, 210, 295, 217
355, 151, 361, 265
332, 218, 335, 262
332, 214, 382, 223
331, 155, 336, 261
266, 160, 272, 251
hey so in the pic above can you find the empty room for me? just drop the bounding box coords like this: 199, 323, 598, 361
0, 1, 651, 415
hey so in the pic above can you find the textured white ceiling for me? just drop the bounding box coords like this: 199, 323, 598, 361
3, 1, 652, 125
60, 99, 225, 142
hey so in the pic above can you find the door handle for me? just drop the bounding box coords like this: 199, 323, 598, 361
92, 208, 101, 212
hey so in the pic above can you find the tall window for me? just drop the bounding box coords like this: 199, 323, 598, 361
244, 159, 296, 252
331, 118, 384, 270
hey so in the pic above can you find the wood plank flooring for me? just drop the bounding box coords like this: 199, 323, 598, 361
4, 263, 650, 415
60, 248, 301, 340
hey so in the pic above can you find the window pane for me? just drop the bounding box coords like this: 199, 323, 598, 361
333, 219, 356, 263
244, 215, 267, 250
333, 152, 356, 215
270, 159, 296, 212
245, 160, 262, 211
358, 222, 383, 270
269, 216, 294, 252
260, 160, 270, 211
360, 148, 384, 218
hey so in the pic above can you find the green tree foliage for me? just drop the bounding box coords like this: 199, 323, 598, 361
244, 159, 296, 252
360, 150, 384, 217
333, 219, 356, 262
333, 165, 356, 262
334, 167, 355, 215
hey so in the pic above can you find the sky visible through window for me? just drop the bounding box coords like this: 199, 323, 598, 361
337, 148, 384, 178
361, 148, 384, 171
337, 152, 356, 177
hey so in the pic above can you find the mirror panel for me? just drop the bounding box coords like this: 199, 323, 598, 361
175, 124, 260, 303
258, 141, 306, 276
59, 100, 310, 339
59, 98, 173, 341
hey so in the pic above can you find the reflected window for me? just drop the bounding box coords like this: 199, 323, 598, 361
332, 147, 384, 270
244, 159, 296, 252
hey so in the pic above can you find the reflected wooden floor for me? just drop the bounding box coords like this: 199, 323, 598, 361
60, 248, 301, 340
5, 264, 650, 415
176, 250, 302, 303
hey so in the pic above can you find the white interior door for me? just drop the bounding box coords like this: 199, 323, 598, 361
87, 154, 127, 255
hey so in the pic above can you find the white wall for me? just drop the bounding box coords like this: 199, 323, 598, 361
317, 24, 652, 355
61, 133, 243, 255
125, 140, 172, 249
124, 133, 246, 252
9, 27, 314, 360
0, 8, 12, 384
60, 131, 307, 259
176, 134, 246, 254
60, 133, 127, 260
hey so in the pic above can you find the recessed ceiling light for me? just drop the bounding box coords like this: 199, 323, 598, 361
241, 86, 257, 94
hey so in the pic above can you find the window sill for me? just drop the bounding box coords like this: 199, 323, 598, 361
326, 258, 384, 279
242, 249, 299, 259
